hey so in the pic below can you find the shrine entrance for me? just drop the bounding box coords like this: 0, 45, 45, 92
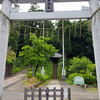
50, 53, 62, 79
0, 0, 100, 100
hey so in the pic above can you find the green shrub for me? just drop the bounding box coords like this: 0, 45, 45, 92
6, 58, 13, 65
27, 68, 32, 71
13, 66, 25, 73
69, 57, 92, 73
58, 66, 63, 80
36, 73, 50, 81
68, 73, 97, 85
86, 64, 96, 76
13, 57, 26, 73
15, 57, 24, 67
26, 71, 32, 78
82, 74, 97, 85
41, 62, 53, 78
80, 70, 85, 74
68, 73, 79, 82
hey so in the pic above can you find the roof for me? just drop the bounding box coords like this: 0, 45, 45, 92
53, 52, 62, 58
0, 0, 89, 4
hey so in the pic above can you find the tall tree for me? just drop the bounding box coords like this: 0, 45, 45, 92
19, 33, 58, 75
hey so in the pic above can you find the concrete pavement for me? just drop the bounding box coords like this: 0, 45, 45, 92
2, 71, 99, 100
60, 81, 99, 100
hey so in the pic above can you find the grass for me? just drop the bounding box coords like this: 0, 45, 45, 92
85, 86, 98, 93
13, 66, 26, 73
23, 76, 52, 88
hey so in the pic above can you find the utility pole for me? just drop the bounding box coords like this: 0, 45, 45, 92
41, 21, 45, 75
62, 20, 65, 78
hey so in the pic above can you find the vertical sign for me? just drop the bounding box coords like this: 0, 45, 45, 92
64, 89, 68, 98
45, 0, 54, 12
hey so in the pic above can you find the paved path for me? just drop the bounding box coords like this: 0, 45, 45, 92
42, 80, 99, 100
59, 81, 99, 100
2, 67, 28, 100
41, 80, 61, 100
2, 69, 99, 100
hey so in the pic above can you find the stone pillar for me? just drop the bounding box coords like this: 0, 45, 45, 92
89, 0, 100, 99
0, 0, 11, 100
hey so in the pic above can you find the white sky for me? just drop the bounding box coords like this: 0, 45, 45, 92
0, 2, 89, 23
0, 2, 89, 12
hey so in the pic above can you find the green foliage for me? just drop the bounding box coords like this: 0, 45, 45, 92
13, 66, 25, 73
43, 62, 53, 78
6, 58, 13, 65
82, 74, 97, 85
66, 79, 73, 85
27, 68, 32, 71
80, 70, 85, 74
36, 73, 50, 81
13, 57, 26, 73
68, 73, 79, 82
8, 31, 20, 53
69, 56, 92, 73
66, 56, 97, 86
86, 64, 96, 76
7, 49, 16, 63
26, 71, 32, 78
68, 73, 97, 85
19, 34, 58, 74
58, 66, 63, 79
55, 20, 94, 62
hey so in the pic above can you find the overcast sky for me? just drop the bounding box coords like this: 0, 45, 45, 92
19, 2, 89, 12
0, 2, 90, 23
0, 2, 89, 11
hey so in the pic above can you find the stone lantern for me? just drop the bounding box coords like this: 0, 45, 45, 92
50, 52, 62, 79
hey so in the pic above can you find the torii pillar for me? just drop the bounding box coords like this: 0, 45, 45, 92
89, 0, 100, 99
0, 0, 11, 99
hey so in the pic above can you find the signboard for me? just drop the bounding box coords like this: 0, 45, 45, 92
74, 76, 85, 85
64, 89, 68, 98
45, 0, 54, 12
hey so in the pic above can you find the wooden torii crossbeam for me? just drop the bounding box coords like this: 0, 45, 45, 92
0, 0, 100, 100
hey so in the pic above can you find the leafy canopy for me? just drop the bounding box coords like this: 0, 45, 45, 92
19, 33, 58, 67
69, 56, 92, 73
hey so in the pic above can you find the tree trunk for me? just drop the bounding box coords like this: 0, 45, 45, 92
34, 64, 39, 75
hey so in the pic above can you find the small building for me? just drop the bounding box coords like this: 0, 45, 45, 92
50, 52, 62, 79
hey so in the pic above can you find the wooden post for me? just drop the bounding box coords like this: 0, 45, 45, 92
61, 87, 63, 100
32, 86, 34, 100
46, 87, 49, 100
68, 86, 71, 100
89, 0, 100, 99
0, 0, 11, 100
39, 87, 41, 100
24, 86, 27, 100
53, 87, 56, 100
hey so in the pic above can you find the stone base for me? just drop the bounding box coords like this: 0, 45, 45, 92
60, 76, 66, 81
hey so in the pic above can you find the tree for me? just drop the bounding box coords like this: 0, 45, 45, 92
69, 56, 92, 73
52, 20, 94, 62
19, 33, 58, 75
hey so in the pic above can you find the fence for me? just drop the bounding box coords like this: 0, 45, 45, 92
24, 86, 71, 100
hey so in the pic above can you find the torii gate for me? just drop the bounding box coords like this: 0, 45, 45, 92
0, 0, 100, 99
